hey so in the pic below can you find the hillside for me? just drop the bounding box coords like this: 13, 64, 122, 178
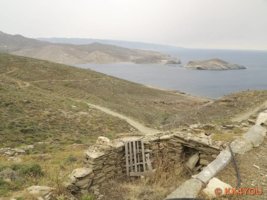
1, 54, 267, 199
166, 90, 267, 129
0, 65, 134, 148
0, 31, 178, 65
0, 54, 206, 146
1, 54, 266, 140
38, 37, 185, 53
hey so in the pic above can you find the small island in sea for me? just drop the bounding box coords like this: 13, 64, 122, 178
185, 58, 246, 70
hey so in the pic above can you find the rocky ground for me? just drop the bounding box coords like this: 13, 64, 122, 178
216, 134, 267, 200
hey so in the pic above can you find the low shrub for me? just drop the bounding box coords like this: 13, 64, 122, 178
11, 164, 44, 177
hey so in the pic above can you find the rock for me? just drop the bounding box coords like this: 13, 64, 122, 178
13, 148, 26, 154
159, 135, 174, 140
0, 168, 19, 182
203, 177, 232, 198
221, 124, 235, 130
185, 58, 246, 70
96, 136, 111, 146
201, 124, 216, 130
189, 124, 201, 129
199, 159, 210, 166
164, 178, 203, 199
253, 164, 260, 170
0, 147, 26, 156
256, 110, 267, 125
75, 177, 93, 189
241, 122, 249, 127
65, 168, 94, 191
21, 145, 34, 150
196, 149, 232, 184
230, 138, 253, 154
7, 156, 22, 163
70, 168, 93, 179
27, 186, 54, 200
85, 150, 105, 160
242, 125, 266, 147
204, 132, 212, 136
248, 119, 255, 124
111, 140, 124, 148
185, 153, 199, 170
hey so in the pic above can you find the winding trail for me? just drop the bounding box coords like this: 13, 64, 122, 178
86, 103, 160, 135
2, 68, 18, 75
0, 68, 30, 88
232, 100, 267, 122
1, 72, 161, 134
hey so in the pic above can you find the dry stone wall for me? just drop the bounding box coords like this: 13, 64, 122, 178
66, 133, 221, 195
165, 109, 267, 200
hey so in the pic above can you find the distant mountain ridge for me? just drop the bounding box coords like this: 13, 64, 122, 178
0, 31, 178, 65
38, 37, 185, 52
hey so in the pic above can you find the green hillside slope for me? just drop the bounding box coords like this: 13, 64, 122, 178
0, 54, 206, 147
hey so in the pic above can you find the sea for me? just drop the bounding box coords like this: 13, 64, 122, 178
77, 49, 267, 99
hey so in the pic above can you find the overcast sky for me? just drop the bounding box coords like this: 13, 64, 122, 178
0, 0, 266, 50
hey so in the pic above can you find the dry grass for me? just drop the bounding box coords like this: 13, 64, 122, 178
0, 53, 206, 129
100, 156, 189, 200
100, 167, 188, 200
166, 90, 267, 128
211, 127, 244, 142
0, 144, 87, 198
0, 74, 134, 148
1, 53, 267, 199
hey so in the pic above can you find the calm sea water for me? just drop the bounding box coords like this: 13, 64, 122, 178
78, 50, 267, 99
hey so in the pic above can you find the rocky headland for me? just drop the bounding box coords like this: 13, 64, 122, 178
185, 58, 246, 70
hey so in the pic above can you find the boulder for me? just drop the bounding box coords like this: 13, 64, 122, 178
165, 178, 203, 199
185, 153, 199, 170
256, 110, 267, 125
242, 125, 266, 147
230, 138, 253, 154
70, 168, 93, 179
75, 177, 93, 189
199, 159, 210, 166
66, 167, 94, 191
27, 186, 54, 200
203, 177, 232, 198
96, 136, 111, 146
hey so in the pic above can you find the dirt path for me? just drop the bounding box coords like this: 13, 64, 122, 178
1, 74, 161, 134
1, 68, 30, 89
0, 68, 17, 75
86, 103, 160, 135
232, 100, 267, 122
3, 68, 18, 75
1, 74, 165, 135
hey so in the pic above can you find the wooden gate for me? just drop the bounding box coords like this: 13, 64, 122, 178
125, 140, 152, 176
